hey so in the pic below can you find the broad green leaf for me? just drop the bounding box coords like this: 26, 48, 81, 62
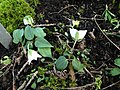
114, 58, 120, 67
34, 27, 46, 38
38, 47, 52, 58
31, 82, 36, 89
72, 57, 84, 72
35, 37, 53, 48
55, 56, 68, 70
110, 68, 120, 76
25, 26, 34, 40
13, 29, 24, 44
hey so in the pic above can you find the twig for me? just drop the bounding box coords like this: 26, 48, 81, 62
93, 15, 120, 51
33, 23, 56, 27
102, 80, 120, 90
12, 61, 16, 90
59, 82, 95, 90
23, 71, 38, 90
58, 5, 77, 14
62, 15, 104, 21
16, 61, 28, 77
84, 67, 94, 78
0, 64, 13, 78
17, 81, 27, 90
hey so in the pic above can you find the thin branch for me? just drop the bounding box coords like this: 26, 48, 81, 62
59, 82, 95, 90
33, 23, 56, 27
102, 80, 120, 90
16, 61, 28, 77
93, 15, 120, 51
23, 71, 38, 90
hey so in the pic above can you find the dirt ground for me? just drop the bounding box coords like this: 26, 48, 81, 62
0, 0, 120, 90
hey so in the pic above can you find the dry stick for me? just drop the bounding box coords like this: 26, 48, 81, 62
0, 64, 13, 78
17, 61, 28, 76
102, 80, 120, 90
84, 67, 94, 78
57, 5, 77, 14
93, 15, 120, 51
17, 81, 27, 90
33, 23, 56, 27
12, 62, 16, 90
23, 71, 38, 90
59, 82, 95, 90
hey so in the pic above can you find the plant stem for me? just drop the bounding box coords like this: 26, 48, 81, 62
71, 40, 77, 53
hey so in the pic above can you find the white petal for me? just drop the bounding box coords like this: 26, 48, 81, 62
28, 49, 41, 65
23, 19, 28, 25
70, 28, 78, 39
78, 30, 87, 40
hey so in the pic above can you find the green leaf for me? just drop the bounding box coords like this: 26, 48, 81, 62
23, 15, 34, 26
34, 27, 46, 38
25, 26, 34, 40
55, 56, 68, 70
110, 68, 120, 76
13, 29, 24, 44
114, 58, 120, 67
37, 77, 42, 83
1, 56, 12, 65
38, 47, 52, 58
35, 37, 53, 48
31, 82, 36, 89
72, 57, 84, 72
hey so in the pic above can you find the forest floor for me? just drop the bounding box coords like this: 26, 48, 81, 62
0, 0, 120, 90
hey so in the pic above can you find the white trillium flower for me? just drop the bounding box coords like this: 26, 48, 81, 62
28, 49, 42, 65
70, 28, 87, 41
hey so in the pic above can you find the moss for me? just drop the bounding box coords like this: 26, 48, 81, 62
0, 0, 35, 33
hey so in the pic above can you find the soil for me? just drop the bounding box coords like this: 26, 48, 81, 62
0, 0, 120, 90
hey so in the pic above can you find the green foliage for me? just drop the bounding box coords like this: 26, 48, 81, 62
0, 0, 35, 33
13, 22, 53, 60
27, 0, 40, 8
102, 5, 115, 22
0, 56, 12, 65
95, 75, 102, 90
110, 58, 120, 76
110, 68, 120, 76
42, 75, 67, 89
55, 56, 68, 70
114, 58, 120, 67
72, 57, 84, 72
103, 5, 120, 29
31, 82, 36, 89
38, 47, 52, 58
13, 29, 24, 44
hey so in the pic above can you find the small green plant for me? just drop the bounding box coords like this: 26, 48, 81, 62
110, 58, 120, 76
0, 0, 35, 33
103, 5, 120, 29
0, 56, 12, 65
13, 16, 53, 64
95, 75, 102, 90
55, 20, 87, 79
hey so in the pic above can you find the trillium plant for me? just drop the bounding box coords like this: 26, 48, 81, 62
13, 15, 53, 65
55, 20, 87, 75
